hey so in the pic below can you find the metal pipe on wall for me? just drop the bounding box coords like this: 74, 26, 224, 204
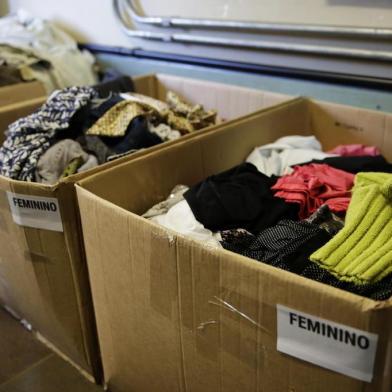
113, 0, 392, 62
124, 0, 392, 38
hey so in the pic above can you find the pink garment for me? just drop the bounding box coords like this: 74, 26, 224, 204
328, 144, 380, 157
272, 163, 354, 219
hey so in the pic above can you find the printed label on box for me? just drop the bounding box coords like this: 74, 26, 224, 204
7, 192, 63, 232
276, 304, 378, 382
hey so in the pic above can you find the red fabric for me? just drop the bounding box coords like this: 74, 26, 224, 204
272, 163, 354, 219
328, 144, 380, 157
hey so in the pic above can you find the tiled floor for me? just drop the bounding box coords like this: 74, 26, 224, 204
0, 307, 103, 392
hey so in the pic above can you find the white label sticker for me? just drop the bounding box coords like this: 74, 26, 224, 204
7, 192, 63, 232
276, 304, 378, 382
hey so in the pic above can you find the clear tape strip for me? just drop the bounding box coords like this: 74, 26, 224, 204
208, 296, 270, 334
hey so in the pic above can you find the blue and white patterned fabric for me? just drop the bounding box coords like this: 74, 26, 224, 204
0, 86, 97, 181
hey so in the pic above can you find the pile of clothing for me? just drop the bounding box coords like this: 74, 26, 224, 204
143, 135, 392, 300
0, 11, 97, 91
0, 83, 219, 183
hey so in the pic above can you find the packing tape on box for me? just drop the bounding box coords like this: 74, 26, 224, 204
206, 294, 269, 333
149, 230, 179, 320
193, 287, 273, 367
149, 230, 272, 367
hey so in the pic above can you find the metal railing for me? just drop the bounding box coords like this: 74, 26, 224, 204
113, 0, 392, 62
124, 0, 392, 38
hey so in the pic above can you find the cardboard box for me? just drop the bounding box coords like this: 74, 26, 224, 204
0, 81, 46, 107
0, 81, 47, 143
0, 97, 46, 144
76, 98, 392, 392
0, 73, 292, 380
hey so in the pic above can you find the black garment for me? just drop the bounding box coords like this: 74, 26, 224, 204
78, 114, 162, 162
298, 155, 392, 174
57, 95, 124, 142
287, 231, 331, 274
88, 95, 124, 123
221, 216, 391, 300
99, 116, 162, 154
221, 220, 331, 271
301, 263, 392, 301
184, 163, 298, 234
65, 95, 126, 163
67, 96, 162, 162
94, 76, 135, 98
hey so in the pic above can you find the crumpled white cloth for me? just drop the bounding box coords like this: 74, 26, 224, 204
246, 135, 335, 176
0, 10, 98, 92
150, 199, 222, 248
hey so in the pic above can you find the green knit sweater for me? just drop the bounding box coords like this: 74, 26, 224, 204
310, 172, 392, 285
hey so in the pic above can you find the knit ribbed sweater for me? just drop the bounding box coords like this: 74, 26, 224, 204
310, 172, 392, 284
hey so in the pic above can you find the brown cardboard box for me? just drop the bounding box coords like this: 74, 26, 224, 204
0, 73, 292, 380
0, 97, 46, 144
0, 81, 46, 107
76, 98, 392, 392
0, 82, 47, 143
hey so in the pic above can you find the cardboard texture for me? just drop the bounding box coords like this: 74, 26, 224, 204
0, 73, 292, 380
76, 98, 392, 392
0, 97, 46, 144
0, 82, 46, 144
0, 81, 46, 107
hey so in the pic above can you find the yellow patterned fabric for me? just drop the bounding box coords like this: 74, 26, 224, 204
86, 100, 146, 137
86, 91, 219, 138
166, 91, 194, 115
120, 92, 169, 116
167, 111, 194, 134
166, 91, 218, 134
